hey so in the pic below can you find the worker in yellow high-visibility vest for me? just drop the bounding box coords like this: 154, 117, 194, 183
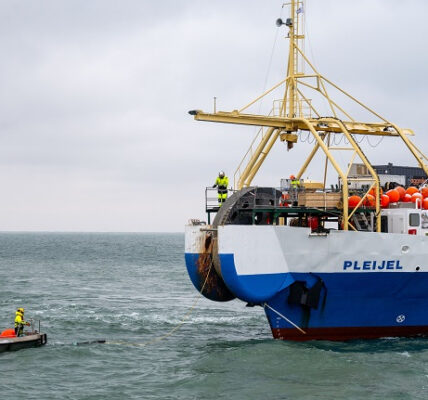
14, 308, 30, 337
290, 174, 301, 205
290, 175, 300, 189
213, 171, 229, 207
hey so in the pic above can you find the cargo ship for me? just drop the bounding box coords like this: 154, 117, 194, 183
184, 1, 428, 341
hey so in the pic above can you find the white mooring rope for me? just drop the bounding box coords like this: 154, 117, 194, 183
263, 302, 307, 335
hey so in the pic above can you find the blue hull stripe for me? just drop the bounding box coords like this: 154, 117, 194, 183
184, 253, 235, 302
185, 253, 202, 292
186, 251, 428, 332
220, 253, 295, 303
265, 271, 428, 330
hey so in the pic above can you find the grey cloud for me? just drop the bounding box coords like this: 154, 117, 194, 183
0, 0, 426, 231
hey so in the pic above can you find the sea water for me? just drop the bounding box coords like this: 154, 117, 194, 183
0, 233, 427, 399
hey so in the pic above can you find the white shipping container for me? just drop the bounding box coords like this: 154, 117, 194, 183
340, 174, 406, 190
378, 174, 406, 186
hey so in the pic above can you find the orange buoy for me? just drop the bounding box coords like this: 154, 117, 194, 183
368, 187, 383, 197
380, 194, 390, 208
406, 186, 419, 196
411, 192, 423, 205
0, 328, 16, 338
420, 187, 428, 199
386, 189, 400, 203
395, 186, 405, 200
423, 198, 428, 210
348, 195, 361, 208
363, 194, 376, 207
402, 193, 412, 202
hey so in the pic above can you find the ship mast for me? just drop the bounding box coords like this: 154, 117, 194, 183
284, 0, 303, 120
189, 0, 428, 232
287, 0, 297, 119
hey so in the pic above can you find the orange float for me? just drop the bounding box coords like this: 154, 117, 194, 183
420, 186, 428, 199
0, 329, 16, 338
402, 193, 412, 202
423, 198, 428, 210
395, 186, 405, 200
348, 195, 361, 208
411, 192, 423, 206
363, 194, 376, 207
380, 194, 390, 208
386, 189, 400, 203
368, 187, 383, 197
406, 186, 419, 196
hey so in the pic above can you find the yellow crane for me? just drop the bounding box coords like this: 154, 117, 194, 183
189, 0, 428, 231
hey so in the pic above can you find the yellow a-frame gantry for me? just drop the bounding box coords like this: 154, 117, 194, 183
189, 0, 428, 231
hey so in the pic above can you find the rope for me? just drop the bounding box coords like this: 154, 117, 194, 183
354, 134, 365, 144
299, 130, 315, 144
366, 135, 384, 148
251, 2, 284, 136
263, 302, 306, 335
333, 133, 342, 146
260, 5, 283, 105
106, 261, 214, 348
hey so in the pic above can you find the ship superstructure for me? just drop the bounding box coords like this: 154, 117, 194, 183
185, 1, 428, 340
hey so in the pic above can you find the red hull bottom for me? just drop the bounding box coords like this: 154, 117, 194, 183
272, 326, 428, 341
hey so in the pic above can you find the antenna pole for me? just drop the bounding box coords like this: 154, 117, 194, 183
285, 0, 304, 120
287, 0, 296, 118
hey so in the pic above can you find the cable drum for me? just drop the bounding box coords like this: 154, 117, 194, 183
193, 187, 282, 302
211, 186, 282, 276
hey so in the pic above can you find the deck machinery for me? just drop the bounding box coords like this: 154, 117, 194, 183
185, 1, 428, 341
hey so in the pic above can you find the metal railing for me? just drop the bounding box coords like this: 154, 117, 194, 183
205, 187, 239, 210
28, 318, 41, 334
205, 187, 221, 212
272, 98, 313, 118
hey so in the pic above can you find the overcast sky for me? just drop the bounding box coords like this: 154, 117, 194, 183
0, 0, 427, 232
